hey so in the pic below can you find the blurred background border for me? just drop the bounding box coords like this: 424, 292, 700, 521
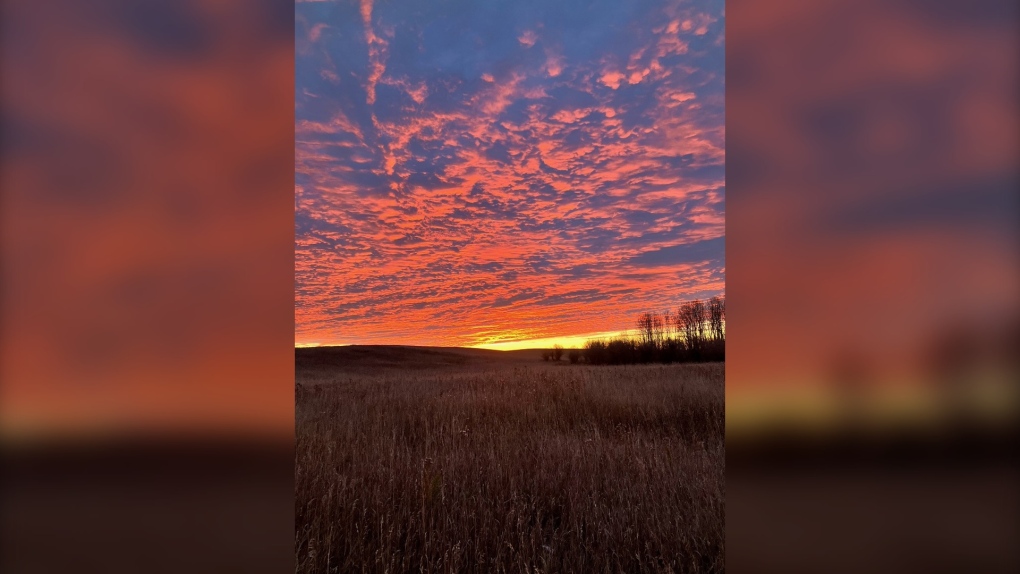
727, 0, 1019, 571
1, 1, 295, 572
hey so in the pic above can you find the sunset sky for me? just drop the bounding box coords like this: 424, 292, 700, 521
296, 0, 724, 348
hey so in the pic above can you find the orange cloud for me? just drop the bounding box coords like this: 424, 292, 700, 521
296, 0, 725, 347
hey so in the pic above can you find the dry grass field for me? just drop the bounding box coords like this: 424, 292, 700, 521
296, 346, 724, 573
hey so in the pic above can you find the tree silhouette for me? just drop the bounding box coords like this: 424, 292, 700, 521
574, 297, 725, 365
708, 296, 725, 341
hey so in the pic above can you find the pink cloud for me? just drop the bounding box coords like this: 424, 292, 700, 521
551, 108, 591, 123
309, 23, 328, 42
545, 50, 564, 77
518, 29, 538, 48
381, 76, 429, 104
600, 70, 626, 89
360, 0, 388, 105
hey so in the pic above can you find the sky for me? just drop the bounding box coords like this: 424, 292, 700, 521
295, 0, 725, 348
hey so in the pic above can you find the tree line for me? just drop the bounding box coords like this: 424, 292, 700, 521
542, 296, 725, 365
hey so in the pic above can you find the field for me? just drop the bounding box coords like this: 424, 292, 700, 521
296, 346, 725, 573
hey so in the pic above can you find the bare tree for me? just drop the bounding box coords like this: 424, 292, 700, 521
662, 310, 675, 342
720, 297, 726, 338
708, 296, 725, 341
677, 300, 707, 350
552, 344, 564, 361
691, 299, 707, 344
637, 312, 655, 345
652, 312, 666, 345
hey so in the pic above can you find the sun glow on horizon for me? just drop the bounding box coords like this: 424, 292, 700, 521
469, 329, 641, 351
293, 330, 648, 351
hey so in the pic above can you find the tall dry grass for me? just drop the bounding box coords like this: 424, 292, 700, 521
296, 362, 724, 573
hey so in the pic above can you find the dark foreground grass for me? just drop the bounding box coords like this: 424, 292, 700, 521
296, 360, 724, 573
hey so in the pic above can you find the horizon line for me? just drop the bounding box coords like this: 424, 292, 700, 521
295, 329, 644, 351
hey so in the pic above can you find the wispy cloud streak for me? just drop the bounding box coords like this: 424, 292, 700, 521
360, 0, 387, 105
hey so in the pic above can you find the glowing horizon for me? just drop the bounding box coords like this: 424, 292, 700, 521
469, 329, 641, 351
295, 329, 644, 351
296, 0, 724, 347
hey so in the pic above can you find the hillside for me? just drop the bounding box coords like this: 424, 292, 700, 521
296, 345, 546, 378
